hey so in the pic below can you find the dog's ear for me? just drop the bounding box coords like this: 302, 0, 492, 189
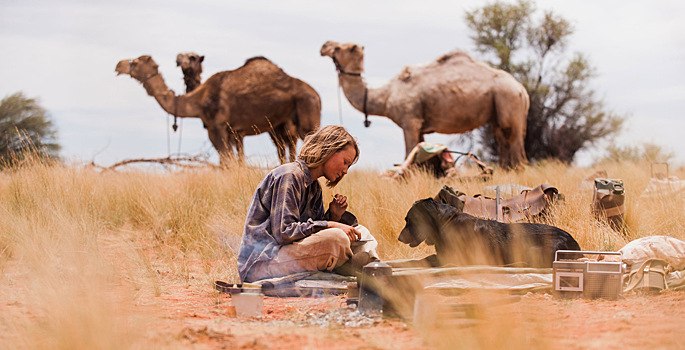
398, 198, 435, 247
422, 198, 466, 246
412, 198, 442, 246
421, 198, 442, 246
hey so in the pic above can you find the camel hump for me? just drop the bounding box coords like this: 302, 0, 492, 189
436, 50, 472, 64
243, 56, 272, 66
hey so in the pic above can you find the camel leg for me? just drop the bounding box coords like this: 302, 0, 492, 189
496, 112, 528, 169
288, 138, 297, 162
206, 126, 234, 165
294, 92, 321, 139
401, 116, 424, 157
494, 85, 529, 169
493, 123, 529, 169
403, 130, 423, 157
272, 120, 299, 163
233, 134, 246, 163
221, 125, 247, 163
283, 120, 298, 162
268, 126, 287, 164
492, 125, 513, 169
508, 130, 527, 167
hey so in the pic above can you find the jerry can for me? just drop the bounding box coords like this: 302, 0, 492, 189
593, 178, 626, 231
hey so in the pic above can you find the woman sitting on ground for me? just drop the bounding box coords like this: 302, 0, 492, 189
237, 125, 380, 283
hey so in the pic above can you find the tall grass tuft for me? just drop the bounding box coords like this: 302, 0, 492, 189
0, 152, 683, 348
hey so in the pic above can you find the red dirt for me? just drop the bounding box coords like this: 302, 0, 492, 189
146, 276, 685, 350
2, 256, 683, 349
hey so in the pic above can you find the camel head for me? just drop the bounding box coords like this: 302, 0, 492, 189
176, 52, 204, 92
320, 41, 364, 76
115, 55, 160, 82
176, 52, 204, 76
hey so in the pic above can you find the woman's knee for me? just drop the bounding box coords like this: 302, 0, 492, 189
349, 225, 380, 260
316, 228, 351, 250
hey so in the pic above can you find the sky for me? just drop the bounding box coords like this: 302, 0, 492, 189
1, 0, 683, 170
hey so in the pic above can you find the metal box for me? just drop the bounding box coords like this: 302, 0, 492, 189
553, 250, 623, 300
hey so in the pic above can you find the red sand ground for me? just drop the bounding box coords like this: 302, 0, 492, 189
2, 256, 684, 349
149, 277, 685, 350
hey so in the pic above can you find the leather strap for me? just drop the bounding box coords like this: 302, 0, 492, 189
460, 184, 558, 223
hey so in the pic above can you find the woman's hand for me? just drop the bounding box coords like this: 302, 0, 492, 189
328, 194, 348, 221
327, 221, 361, 243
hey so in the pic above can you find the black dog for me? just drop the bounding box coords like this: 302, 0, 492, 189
398, 198, 581, 267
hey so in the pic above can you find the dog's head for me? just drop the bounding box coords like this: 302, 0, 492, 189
398, 198, 447, 247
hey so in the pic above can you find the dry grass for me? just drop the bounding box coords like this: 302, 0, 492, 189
0, 155, 683, 349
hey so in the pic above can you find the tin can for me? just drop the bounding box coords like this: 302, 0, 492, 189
358, 261, 392, 316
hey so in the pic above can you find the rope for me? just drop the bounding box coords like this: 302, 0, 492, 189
363, 88, 370, 127
166, 114, 171, 156
171, 96, 182, 156
337, 85, 344, 125
177, 117, 183, 155
165, 96, 184, 157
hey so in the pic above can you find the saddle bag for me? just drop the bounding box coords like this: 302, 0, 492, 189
435, 184, 559, 223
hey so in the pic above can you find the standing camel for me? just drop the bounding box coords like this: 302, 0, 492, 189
320, 41, 529, 169
175, 52, 304, 164
115, 55, 321, 165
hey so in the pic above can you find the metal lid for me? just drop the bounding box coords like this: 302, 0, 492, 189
362, 261, 392, 276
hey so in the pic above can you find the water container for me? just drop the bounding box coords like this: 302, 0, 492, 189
593, 178, 626, 231
358, 261, 392, 316
231, 284, 264, 318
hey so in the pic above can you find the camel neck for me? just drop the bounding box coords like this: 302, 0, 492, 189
183, 76, 201, 93
142, 74, 201, 118
142, 74, 175, 112
338, 74, 388, 118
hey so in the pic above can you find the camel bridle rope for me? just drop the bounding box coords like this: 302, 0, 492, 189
337, 85, 344, 125
165, 96, 183, 158
331, 55, 361, 77
332, 54, 370, 128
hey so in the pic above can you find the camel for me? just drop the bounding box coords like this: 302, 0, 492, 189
176, 52, 204, 93
174, 52, 303, 164
320, 41, 529, 169
115, 55, 321, 165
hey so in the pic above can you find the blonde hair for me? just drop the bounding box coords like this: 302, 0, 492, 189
299, 125, 359, 185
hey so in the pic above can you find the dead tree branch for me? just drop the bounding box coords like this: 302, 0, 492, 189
90, 154, 219, 172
